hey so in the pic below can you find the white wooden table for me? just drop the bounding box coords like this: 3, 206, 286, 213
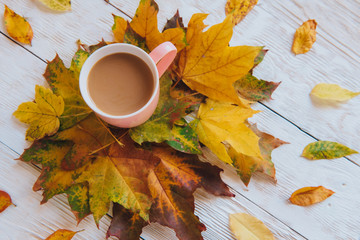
0, 0, 359, 239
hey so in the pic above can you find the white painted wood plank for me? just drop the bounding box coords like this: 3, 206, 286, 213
0, 0, 359, 239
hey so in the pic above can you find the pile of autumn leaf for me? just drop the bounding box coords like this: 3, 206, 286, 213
8, 0, 288, 239
3, 0, 360, 239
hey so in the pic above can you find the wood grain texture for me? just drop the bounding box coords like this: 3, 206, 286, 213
0, 0, 360, 239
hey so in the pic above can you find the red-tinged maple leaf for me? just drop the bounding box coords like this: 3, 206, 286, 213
148, 146, 234, 240
107, 146, 233, 240
107, 203, 147, 240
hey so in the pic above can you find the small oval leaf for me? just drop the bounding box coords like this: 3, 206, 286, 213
289, 186, 334, 206
311, 83, 360, 102
4, 5, 33, 45
302, 141, 358, 160
229, 213, 275, 240
292, 19, 317, 55
0, 190, 13, 213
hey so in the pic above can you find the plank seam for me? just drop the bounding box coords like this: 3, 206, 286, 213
0, 31, 47, 64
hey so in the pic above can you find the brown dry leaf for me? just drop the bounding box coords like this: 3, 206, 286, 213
225, 0, 259, 25
292, 19, 317, 55
178, 14, 262, 106
0, 190, 14, 213
4, 5, 33, 45
290, 186, 334, 206
44, 229, 83, 240
229, 213, 275, 240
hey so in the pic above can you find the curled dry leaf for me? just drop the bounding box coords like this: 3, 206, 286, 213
13, 85, 64, 141
44, 229, 83, 240
292, 19, 317, 55
225, 0, 259, 25
311, 83, 360, 102
289, 186, 334, 206
0, 190, 13, 213
302, 141, 358, 160
4, 5, 33, 45
229, 213, 275, 240
38, 0, 71, 11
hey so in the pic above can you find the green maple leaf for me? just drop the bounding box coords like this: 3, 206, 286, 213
129, 72, 188, 144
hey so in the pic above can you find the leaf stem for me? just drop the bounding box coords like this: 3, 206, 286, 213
176, 92, 201, 100
95, 115, 124, 146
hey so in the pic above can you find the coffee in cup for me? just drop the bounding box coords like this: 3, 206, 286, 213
79, 42, 177, 128
87, 53, 154, 116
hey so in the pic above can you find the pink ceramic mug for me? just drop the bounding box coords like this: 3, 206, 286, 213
79, 42, 177, 128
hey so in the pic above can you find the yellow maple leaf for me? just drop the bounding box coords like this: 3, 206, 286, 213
4, 5, 33, 45
126, 0, 186, 51
292, 19, 317, 55
225, 0, 259, 25
13, 85, 64, 141
229, 213, 275, 240
178, 14, 262, 106
224, 142, 275, 186
194, 99, 269, 185
310, 83, 360, 102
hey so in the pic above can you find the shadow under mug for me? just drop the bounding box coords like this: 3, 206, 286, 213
79, 42, 177, 128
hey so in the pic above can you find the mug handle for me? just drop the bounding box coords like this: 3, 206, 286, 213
149, 42, 177, 77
